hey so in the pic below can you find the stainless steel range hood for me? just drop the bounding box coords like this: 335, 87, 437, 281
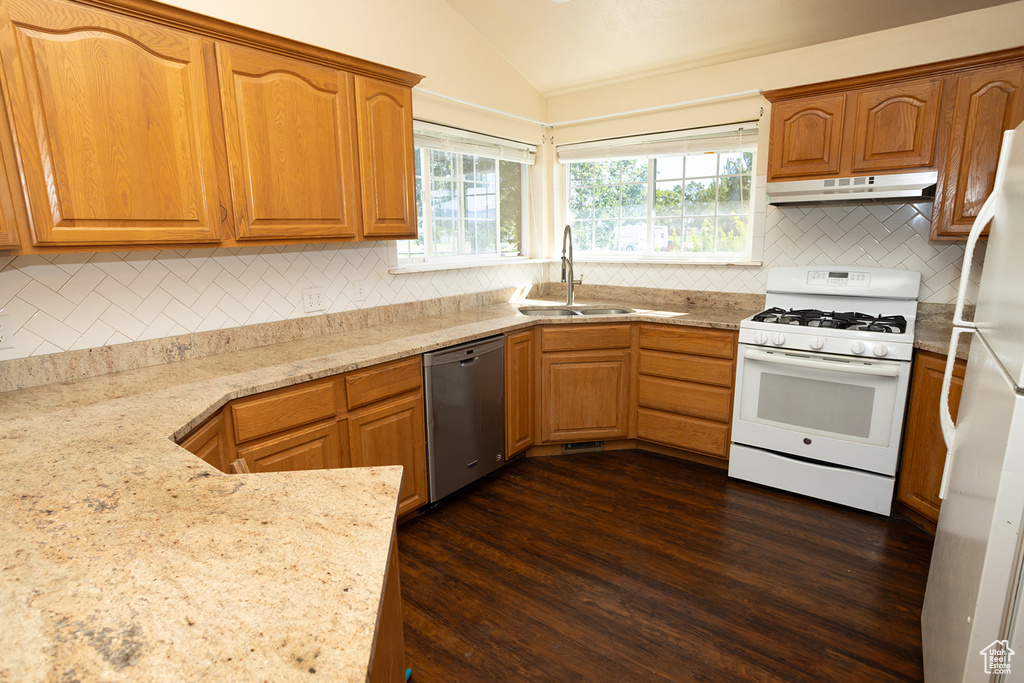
766, 171, 938, 205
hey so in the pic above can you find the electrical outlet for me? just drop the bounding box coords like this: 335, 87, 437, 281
0, 315, 14, 350
354, 280, 367, 302
302, 287, 326, 313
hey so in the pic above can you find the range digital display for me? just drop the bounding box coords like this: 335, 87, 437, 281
828, 271, 849, 279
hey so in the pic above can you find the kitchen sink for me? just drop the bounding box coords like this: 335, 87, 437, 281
518, 306, 579, 316
518, 306, 635, 317
577, 308, 633, 316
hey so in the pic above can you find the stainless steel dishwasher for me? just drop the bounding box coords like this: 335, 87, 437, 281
423, 335, 505, 502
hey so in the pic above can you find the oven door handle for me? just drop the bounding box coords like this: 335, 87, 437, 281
743, 348, 901, 377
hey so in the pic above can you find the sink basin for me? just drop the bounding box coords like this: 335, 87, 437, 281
577, 308, 634, 316
518, 306, 579, 317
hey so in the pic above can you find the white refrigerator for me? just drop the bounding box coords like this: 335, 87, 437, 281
922, 121, 1024, 682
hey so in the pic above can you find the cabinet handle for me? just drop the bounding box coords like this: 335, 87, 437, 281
219, 204, 228, 222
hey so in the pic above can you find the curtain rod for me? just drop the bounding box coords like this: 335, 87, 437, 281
416, 87, 762, 129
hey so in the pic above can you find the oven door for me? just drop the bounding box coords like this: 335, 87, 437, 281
731, 344, 911, 476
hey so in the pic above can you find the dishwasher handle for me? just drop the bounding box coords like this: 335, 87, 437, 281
459, 356, 481, 367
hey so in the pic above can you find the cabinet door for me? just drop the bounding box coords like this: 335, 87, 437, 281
767, 94, 846, 179
897, 351, 966, 530
933, 62, 1024, 238
180, 412, 231, 473
236, 420, 345, 473
0, 0, 225, 246
216, 43, 360, 240
850, 78, 944, 173
541, 350, 630, 443
349, 393, 428, 517
505, 330, 535, 456
354, 76, 417, 239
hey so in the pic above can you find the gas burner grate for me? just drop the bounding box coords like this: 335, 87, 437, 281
750, 308, 907, 333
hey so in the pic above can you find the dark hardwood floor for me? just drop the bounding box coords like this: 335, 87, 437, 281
397, 450, 934, 682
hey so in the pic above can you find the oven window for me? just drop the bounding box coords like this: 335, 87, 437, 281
756, 373, 874, 437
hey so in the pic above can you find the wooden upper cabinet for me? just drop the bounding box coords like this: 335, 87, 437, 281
767, 94, 846, 180
849, 77, 944, 173
932, 62, 1024, 239
354, 76, 417, 239
0, 0, 225, 246
216, 43, 361, 241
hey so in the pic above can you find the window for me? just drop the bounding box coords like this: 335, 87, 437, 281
559, 123, 757, 261
397, 122, 535, 264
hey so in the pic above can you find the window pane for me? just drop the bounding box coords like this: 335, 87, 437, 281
618, 222, 647, 252
654, 181, 682, 216
715, 215, 750, 252
499, 160, 522, 256
431, 150, 455, 178
594, 220, 618, 251
432, 219, 458, 256
686, 153, 718, 178
718, 174, 751, 215
569, 186, 595, 220
465, 184, 495, 219
621, 183, 647, 219
572, 219, 594, 251
616, 158, 648, 184
595, 186, 620, 220
720, 151, 753, 175
653, 218, 682, 253
655, 156, 683, 181
432, 180, 457, 218
684, 178, 717, 215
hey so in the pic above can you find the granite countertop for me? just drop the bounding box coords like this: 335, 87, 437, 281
0, 293, 960, 680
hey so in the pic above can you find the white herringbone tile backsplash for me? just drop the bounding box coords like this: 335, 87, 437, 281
0, 201, 982, 361
0, 243, 543, 361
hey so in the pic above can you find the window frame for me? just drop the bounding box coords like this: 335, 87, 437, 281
396, 122, 535, 268
559, 123, 760, 265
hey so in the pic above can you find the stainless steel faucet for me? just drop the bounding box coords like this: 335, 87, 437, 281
561, 224, 582, 306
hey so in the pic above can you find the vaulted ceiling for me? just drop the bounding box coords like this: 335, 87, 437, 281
442, 0, 1018, 95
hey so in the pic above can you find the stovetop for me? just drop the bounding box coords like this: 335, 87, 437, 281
750, 307, 908, 334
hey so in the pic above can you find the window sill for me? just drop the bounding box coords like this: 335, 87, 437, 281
389, 257, 546, 274
572, 255, 763, 267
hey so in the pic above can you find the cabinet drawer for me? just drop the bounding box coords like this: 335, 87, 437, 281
236, 420, 344, 473
638, 375, 732, 423
637, 408, 729, 458
639, 324, 735, 359
638, 350, 734, 387
231, 380, 338, 443
346, 356, 422, 410
541, 324, 632, 352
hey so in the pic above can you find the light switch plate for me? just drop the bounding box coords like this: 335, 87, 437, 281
302, 287, 326, 313
0, 315, 14, 350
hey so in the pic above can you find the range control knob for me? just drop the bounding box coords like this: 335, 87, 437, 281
772, 333, 786, 346
753, 332, 768, 345
872, 343, 889, 357
810, 337, 825, 350
850, 341, 865, 355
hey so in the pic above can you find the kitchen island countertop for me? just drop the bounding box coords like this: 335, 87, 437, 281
0, 293, 961, 680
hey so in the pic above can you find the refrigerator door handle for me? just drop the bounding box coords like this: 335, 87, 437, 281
952, 128, 1015, 328
938, 326, 974, 499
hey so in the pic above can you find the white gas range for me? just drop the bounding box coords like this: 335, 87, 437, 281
728, 265, 921, 515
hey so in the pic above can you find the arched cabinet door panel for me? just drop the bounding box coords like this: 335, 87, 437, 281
767, 94, 846, 179
216, 43, 360, 240
0, 0, 225, 246
354, 76, 417, 239
933, 62, 1024, 238
850, 77, 944, 173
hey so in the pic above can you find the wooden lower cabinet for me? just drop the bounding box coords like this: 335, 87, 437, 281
349, 392, 428, 517
635, 324, 737, 460
541, 349, 631, 443
368, 531, 406, 683
897, 349, 967, 531
505, 329, 535, 456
